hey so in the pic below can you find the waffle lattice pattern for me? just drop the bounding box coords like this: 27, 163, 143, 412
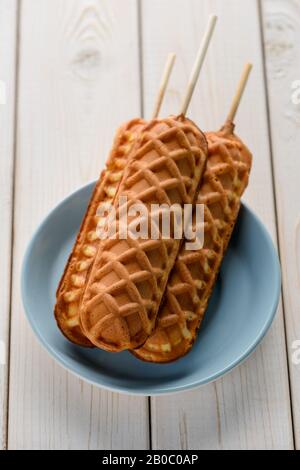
134, 122, 252, 362
80, 117, 207, 351
54, 118, 145, 346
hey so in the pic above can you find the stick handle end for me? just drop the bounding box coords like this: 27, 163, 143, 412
226, 63, 253, 123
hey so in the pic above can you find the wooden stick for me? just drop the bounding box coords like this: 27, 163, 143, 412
180, 15, 217, 116
152, 52, 176, 119
226, 63, 253, 122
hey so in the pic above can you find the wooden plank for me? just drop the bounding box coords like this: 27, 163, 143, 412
261, 0, 300, 448
8, 0, 149, 449
0, 0, 18, 450
141, 0, 293, 449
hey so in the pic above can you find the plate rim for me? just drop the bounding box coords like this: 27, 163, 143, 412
21, 181, 282, 396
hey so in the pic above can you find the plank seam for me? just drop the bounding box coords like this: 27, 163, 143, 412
148, 396, 153, 450
137, 0, 145, 119
257, 0, 296, 449
5, 0, 22, 451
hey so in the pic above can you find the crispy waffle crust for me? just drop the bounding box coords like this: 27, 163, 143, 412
133, 121, 252, 362
79, 116, 208, 352
54, 118, 146, 346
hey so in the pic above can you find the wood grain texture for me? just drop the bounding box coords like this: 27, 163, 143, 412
8, 0, 149, 449
0, 0, 18, 450
261, 0, 300, 448
141, 0, 293, 449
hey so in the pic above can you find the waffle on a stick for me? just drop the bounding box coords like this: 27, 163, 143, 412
55, 119, 145, 346
79, 116, 208, 352
133, 121, 252, 362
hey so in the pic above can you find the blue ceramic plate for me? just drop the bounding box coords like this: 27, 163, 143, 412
22, 182, 281, 395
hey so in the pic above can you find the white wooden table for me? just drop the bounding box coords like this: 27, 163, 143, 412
1, 0, 299, 450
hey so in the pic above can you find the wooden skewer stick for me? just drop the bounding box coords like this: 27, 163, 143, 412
180, 15, 217, 116
226, 63, 253, 122
152, 52, 176, 119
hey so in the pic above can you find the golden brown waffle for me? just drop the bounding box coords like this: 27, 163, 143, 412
79, 116, 208, 352
54, 118, 146, 346
133, 121, 252, 362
